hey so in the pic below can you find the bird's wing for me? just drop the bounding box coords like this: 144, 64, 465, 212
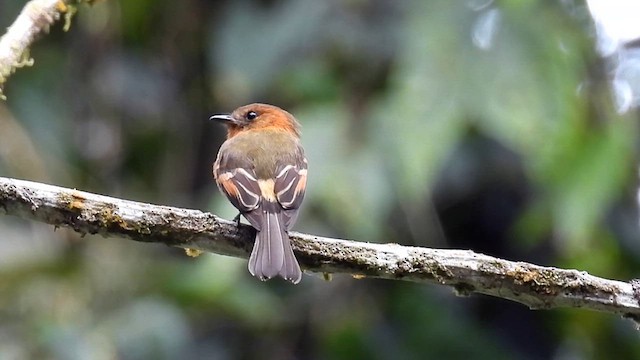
214, 152, 263, 230
274, 146, 308, 229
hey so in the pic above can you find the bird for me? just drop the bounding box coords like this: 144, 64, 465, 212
210, 103, 307, 284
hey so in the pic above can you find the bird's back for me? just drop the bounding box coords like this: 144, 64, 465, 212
220, 128, 304, 179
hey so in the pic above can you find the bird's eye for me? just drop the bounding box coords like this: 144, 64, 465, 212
246, 111, 258, 120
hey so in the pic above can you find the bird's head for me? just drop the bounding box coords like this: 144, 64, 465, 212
210, 103, 300, 139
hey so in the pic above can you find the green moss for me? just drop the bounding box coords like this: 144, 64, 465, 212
95, 203, 151, 235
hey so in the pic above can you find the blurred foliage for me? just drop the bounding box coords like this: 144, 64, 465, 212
0, 0, 639, 359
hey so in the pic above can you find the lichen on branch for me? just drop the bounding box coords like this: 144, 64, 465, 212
0, 0, 80, 99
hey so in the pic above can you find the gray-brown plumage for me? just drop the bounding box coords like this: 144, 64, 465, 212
210, 103, 307, 283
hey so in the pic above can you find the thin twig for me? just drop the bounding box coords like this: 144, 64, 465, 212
0, 0, 69, 99
0, 176, 638, 318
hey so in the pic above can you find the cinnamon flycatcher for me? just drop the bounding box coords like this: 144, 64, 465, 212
210, 103, 307, 284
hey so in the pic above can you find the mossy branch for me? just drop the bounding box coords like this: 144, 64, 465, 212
0, 176, 639, 320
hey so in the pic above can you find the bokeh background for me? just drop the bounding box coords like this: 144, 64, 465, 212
1, 0, 639, 359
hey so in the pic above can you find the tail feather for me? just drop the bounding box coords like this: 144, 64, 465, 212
247, 211, 302, 283
281, 241, 302, 284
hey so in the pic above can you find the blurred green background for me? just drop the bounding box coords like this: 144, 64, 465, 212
1, 0, 639, 359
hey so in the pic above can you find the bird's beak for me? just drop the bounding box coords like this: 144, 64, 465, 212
209, 114, 234, 123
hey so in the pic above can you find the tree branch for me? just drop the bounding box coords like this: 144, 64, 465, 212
0, 0, 72, 99
0, 176, 638, 319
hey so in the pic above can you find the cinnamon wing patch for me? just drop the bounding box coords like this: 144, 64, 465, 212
274, 161, 307, 230
274, 163, 307, 210
216, 168, 261, 214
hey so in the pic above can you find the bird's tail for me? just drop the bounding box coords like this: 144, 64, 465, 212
248, 211, 302, 284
